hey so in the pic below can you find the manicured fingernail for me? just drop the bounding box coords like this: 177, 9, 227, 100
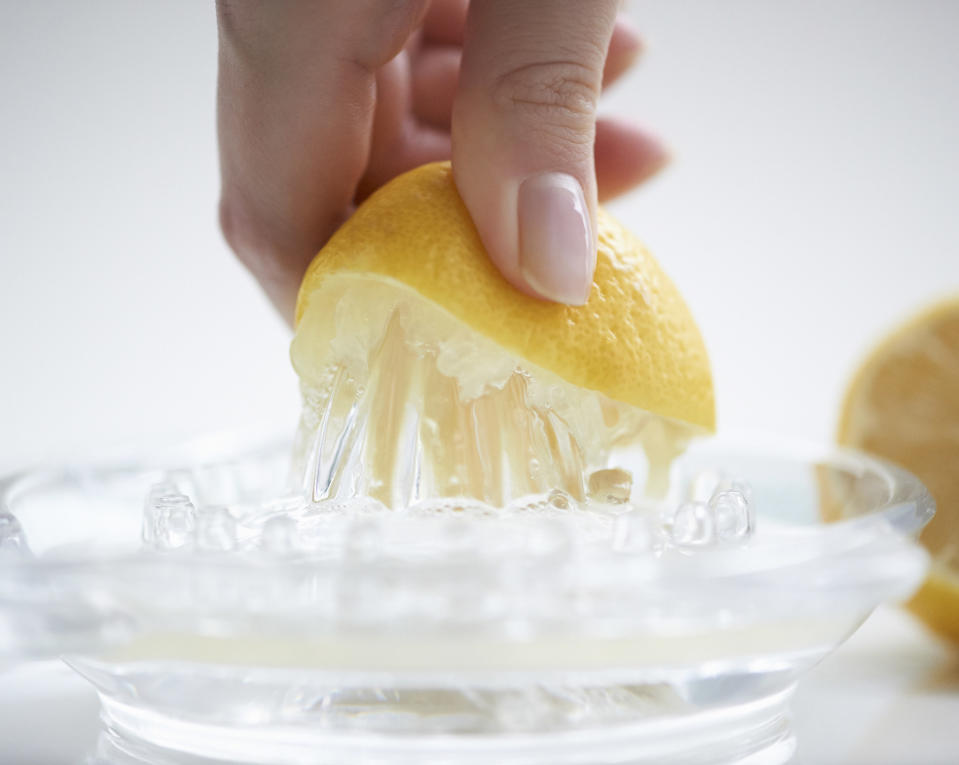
518, 172, 595, 305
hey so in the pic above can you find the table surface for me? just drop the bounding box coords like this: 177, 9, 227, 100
1, 605, 955, 765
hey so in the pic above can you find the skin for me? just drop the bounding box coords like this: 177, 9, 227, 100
216, 0, 669, 323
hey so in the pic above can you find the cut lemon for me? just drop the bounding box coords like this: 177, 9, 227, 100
838, 298, 959, 644
291, 162, 714, 509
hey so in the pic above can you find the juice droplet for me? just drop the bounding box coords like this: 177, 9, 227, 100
587, 468, 633, 505
547, 489, 572, 510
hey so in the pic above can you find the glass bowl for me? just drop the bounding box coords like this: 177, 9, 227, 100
0, 433, 933, 765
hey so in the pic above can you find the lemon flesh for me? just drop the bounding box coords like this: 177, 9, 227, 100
296, 163, 714, 431
838, 297, 959, 644
292, 276, 695, 508
292, 163, 714, 509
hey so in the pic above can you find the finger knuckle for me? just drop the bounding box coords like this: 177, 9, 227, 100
491, 60, 599, 128
345, 0, 428, 70
218, 193, 283, 278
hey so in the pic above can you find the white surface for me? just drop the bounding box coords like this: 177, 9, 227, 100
794, 607, 959, 764
1, 1, 957, 762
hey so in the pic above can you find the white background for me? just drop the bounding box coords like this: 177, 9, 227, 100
1, 1, 957, 763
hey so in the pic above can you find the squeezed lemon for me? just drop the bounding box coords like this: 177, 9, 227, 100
291, 163, 714, 509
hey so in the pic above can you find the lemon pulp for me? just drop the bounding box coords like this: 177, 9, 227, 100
291, 162, 714, 510
291, 276, 698, 509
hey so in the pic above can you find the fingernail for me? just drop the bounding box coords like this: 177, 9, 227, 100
518, 173, 595, 305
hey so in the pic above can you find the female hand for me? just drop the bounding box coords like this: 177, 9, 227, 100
216, 0, 667, 322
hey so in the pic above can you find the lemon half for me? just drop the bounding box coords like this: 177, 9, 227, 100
291, 162, 714, 508
838, 298, 959, 644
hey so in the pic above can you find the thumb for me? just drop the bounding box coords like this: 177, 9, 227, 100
451, 0, 618, 305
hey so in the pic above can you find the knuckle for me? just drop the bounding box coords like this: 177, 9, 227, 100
218, 193, 283, 278
218, 191, 322, 296
491, 60, 599, 127
529, 120, 595, 156
344, 0, 427, 70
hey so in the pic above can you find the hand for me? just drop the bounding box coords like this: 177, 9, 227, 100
216, 0, 668, 322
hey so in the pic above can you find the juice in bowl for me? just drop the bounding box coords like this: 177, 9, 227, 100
0, 164, 933, 765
